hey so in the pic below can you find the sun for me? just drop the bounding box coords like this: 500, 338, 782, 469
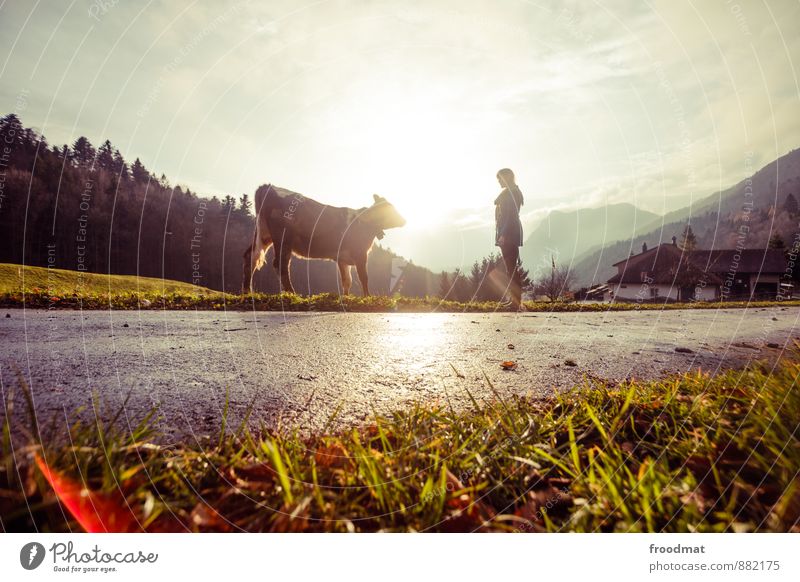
365, 112, 478, 228
316, 89, 485, 230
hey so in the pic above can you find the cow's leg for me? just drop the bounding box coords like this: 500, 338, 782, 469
267, 217, 294, 294
242, 245, 253, 294
249, 238, 272, 293
355, 256, 370, 297
242, 221, 272, 294
273, 234, 295, 294
271, 237, 283, 288
338, 261, 352, 295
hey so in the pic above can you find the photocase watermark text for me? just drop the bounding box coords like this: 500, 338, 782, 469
49, 541, 158, 565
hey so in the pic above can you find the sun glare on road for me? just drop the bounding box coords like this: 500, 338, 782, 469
377, 313, 451, 353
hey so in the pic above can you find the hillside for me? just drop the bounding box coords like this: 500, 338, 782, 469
659, 148, 800, 228
0, 263, 218, 296
520, 203, 661, 276
571, 148, 800, 287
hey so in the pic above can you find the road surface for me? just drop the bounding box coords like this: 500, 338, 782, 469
2, 307, 799, 441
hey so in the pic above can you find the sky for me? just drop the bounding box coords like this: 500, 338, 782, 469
1, 0, 799, 269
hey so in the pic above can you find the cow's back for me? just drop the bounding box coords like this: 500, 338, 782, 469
255, 184, 304, 218
258, 185, 364, 262
290, 202, 361, 261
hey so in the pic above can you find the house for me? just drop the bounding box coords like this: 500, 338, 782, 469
606, 241, 790, 302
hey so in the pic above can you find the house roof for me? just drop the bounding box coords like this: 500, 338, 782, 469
607, 243, 786, 285
608, 244, 717, 285
611, 244, 666, 267
692, 249, 787, 274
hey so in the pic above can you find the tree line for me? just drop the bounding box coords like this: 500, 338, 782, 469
1, 113, 540, 300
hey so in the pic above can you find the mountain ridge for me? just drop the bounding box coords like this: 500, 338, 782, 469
569, 147, 800, 287
520, 202, 661, 277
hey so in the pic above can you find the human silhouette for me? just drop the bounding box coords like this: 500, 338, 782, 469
494, 168, 524, 308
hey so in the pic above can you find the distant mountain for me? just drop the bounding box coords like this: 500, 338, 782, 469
519, 203, 661, 278
387, 217, 495, 274
571, 148, 800, 287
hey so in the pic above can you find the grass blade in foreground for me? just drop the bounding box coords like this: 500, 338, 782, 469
2, 355, 798, 532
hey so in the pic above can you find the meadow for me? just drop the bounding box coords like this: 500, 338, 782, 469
3, 263, 799, 312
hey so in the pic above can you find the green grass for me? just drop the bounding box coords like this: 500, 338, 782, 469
0, 263, 217, 296
2, 263, 800, 312
3, 355, 798, 532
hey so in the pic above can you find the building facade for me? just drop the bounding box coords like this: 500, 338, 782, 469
606, 242, 789, 302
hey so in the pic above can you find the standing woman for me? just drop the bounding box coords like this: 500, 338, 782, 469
495, 168, 524, 308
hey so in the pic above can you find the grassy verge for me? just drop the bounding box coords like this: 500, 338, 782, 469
0, 263, 217, 296
4, 263, 800, 312
2, 356, 798, 532
4, 289, 800, 312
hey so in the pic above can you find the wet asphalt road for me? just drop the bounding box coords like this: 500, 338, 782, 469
2, 307, 799, 441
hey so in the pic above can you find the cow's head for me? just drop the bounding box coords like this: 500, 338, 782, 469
370, 194, 407, 231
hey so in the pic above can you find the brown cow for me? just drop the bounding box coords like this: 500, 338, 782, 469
242, 184, 406, 295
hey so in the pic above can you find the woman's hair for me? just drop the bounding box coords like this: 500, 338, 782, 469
496, 168, 515, 186
497, 168, 523, 206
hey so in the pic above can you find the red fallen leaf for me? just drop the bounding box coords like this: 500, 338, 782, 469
35, 454, 137, 533
315, 443, 352, 469
500, 361, 517, 370
190, 503, 232, 532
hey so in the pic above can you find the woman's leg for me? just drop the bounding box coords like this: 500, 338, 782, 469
501, 245, 521, 305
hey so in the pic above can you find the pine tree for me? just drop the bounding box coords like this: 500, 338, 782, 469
438, 271, 451, 299
97, 139, 114, 169
449, 268, 468, 302
0, 114, 24, 148
222, 195, 236, 211
679, 225, 697, 251
131, 158, 149, 182
239, 194, 252, 215
70, 136, 96, 168
26, 127, 45, 150
112, 149, 129, 179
